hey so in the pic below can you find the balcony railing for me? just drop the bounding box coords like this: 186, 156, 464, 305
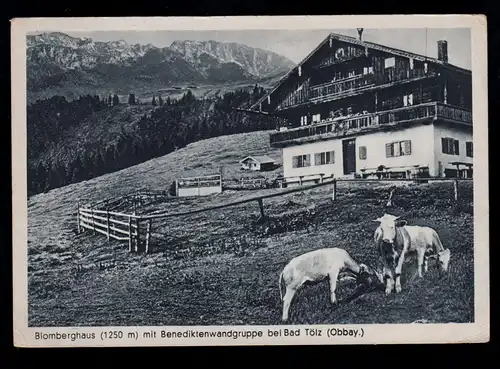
270, 102, 471, 146
437, 103, 472, 124
309, 73, 376, 102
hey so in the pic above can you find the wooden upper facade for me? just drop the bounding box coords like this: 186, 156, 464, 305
249, 33, 473, 148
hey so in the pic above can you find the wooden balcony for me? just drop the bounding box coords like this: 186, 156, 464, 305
309, 73, 376, 102
269, 102, 472, 147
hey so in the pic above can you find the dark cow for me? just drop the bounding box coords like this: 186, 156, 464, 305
373, 213, 451, 296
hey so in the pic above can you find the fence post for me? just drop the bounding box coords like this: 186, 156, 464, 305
145, 220, 152, 254
128, 216, 132, 253
77, 201, 81, 234
453, 179, 459, 201
106, 209, 110, 242
319, 173, 324, 184
219, 167, 223, 193
135, 215, 140, 253
257, 198, 265, 219
332, 179, 337, 201
299, 176, 303, 186
91, 205, 96, 234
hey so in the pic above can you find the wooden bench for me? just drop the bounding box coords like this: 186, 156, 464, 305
360, 165, 430, 180
281, 173, 334, 188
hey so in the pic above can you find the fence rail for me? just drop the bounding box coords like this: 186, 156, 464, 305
76, 177, 472, 254
176, 173, 223, 196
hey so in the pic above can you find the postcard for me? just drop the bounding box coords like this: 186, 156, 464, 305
11, 15, 489, 347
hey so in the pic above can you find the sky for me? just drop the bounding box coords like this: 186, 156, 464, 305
61, 28, 471, 70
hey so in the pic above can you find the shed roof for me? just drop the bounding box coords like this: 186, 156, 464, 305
239, 155, 276, 164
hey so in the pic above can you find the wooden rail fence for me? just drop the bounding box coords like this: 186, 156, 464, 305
76, 177, 473, 254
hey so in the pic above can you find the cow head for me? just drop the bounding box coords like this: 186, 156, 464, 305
358, 263, 384, 289
374, 214, 407, 267
437, 249, 451, 275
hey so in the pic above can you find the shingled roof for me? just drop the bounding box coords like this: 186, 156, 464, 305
250, 32, 471, 111
239, 155, 276, 164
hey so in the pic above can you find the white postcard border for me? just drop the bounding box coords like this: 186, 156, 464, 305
11, 15, 489, 347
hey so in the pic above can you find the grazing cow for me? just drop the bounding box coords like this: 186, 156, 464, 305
278, 247, 382, 322
373, 213, 451, 296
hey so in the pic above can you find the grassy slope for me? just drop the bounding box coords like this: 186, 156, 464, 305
27, 131, 474, 326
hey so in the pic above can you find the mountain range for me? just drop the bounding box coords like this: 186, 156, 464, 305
26, 32, 296, 99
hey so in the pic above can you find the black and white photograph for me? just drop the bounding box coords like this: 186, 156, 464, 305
12, 15, 489, 347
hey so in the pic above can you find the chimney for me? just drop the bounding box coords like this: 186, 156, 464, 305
357, 28, 364, 41
437, 40, 448, 63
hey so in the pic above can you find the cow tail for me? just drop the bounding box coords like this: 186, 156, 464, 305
279, 271, 284, 301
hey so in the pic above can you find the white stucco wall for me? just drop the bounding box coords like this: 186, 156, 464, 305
282, 124, 435, 179
432, 124, 473, 177
282, 139, 344, 180
355, 124, 435, 174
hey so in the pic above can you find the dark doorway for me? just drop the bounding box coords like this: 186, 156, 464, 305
342, 138, 356, 175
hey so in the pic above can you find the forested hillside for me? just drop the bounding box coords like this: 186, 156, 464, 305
27, 86, 274, 196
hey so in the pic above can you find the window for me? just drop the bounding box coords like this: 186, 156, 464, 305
466, 141, 473, 157
292, 154, 311, 168
403, 93, 414, 106
314, 151, 335, 165
386, 140, 412, 157
441, 137, 459, 155
300, 115, 308, 126
348, 69, 356, 77
312, 113, 321, 123
363, 66, 374, 75
409, 58, 414, 70
384, 57, 395, 68
359, 146, 367, 160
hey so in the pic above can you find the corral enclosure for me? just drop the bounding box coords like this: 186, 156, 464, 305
28, 175, 474, 327
176, 173, 223, 197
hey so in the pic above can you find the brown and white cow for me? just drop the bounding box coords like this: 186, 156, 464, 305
373, 213, 451, 296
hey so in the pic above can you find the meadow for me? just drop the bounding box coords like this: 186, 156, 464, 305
27, 131, 474, 326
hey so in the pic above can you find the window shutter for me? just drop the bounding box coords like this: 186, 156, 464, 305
466, 142, 473, 157
386, 143, 393, 158
304, 154, 311, 167
404, 140, 412, 155
328, 151, 335, 164
359, 146, 367, 160
314, 153, 321, 166
292, 156, 299, 168
441, 138, 447, 154
454, 140, 459, 155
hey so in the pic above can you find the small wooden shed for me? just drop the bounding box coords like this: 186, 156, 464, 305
239, 155, 276, 171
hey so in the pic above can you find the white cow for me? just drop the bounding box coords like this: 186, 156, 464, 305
373, 213, 451, 296
278, 247, 382, 322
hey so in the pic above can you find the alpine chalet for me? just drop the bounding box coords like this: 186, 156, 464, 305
250, 30, 473, 185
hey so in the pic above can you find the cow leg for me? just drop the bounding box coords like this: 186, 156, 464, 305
394, 251, 407, 294
383, 266, 394, 296
328, 270, 340, 305
282, 287, 297, 322
416, 248, 426, 278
